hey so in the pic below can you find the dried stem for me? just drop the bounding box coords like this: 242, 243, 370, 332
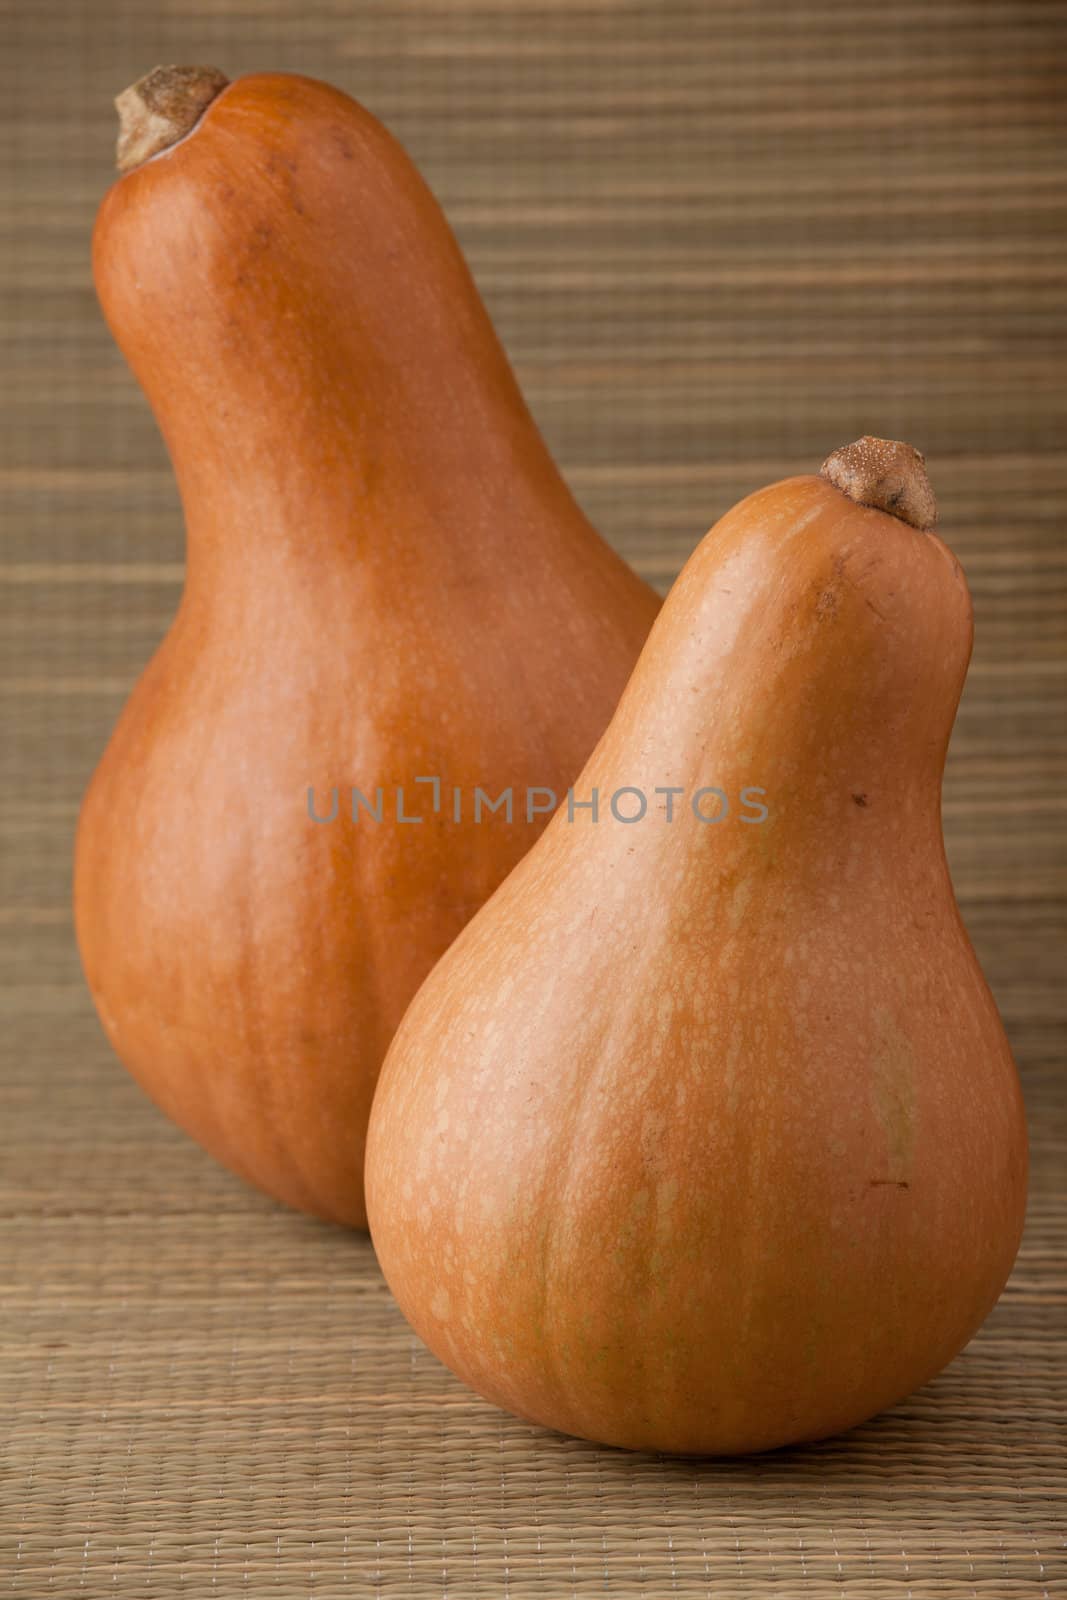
115, 65, 229, 173
821, 436, 937, 531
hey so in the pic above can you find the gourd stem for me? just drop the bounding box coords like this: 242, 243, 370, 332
115, 65, 230, 174
820, 436, 937, 531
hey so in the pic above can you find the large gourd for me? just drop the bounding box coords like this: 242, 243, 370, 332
366, 439, 1028, 1454
75, 67, 660, 1228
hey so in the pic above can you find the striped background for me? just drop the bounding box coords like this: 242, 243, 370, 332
1, 1, 1064, 1594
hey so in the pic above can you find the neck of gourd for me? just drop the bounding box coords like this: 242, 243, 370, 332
117, 284, 587, 594
591, 478, 970, 854
97, 87, 594, 588
163, 358, 578, 585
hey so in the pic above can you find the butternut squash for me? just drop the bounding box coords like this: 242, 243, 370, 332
365, 438, 1028, 1454
75, 66, 660, 1228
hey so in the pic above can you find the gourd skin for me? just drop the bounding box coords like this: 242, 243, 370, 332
366, 470, 1029, 1455
74, 72, 660, 1228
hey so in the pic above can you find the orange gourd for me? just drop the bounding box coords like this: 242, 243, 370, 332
74, 67, 660, 1228
366, 438, 1028, 1454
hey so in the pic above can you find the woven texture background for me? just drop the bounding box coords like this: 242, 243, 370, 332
1, 1, 1065, 1595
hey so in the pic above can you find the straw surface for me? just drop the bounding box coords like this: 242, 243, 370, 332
1, 1, 1065, 1594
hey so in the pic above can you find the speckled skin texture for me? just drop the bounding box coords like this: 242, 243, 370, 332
75, 73, 660, 1229
366, 472, 1029, 1455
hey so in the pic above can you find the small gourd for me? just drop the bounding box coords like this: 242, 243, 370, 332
366, 439, 1028, 1454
